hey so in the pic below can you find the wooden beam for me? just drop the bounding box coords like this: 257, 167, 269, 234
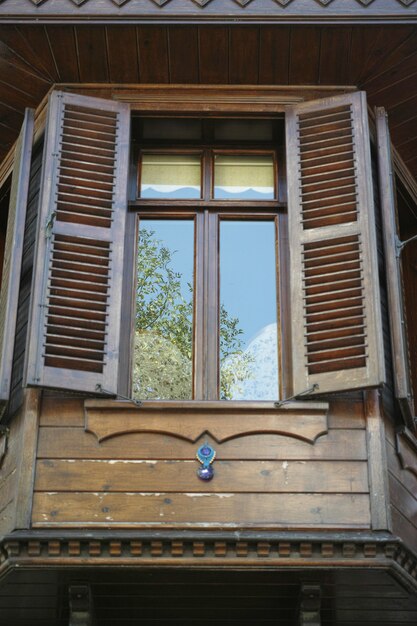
298, 584, 321, 626
69, 585, 94, 626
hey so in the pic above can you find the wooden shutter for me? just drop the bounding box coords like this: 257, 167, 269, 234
25, 92, 130, 395
375, 107, 414, 427
0, 109, 34, 414
286, 92, 385, 395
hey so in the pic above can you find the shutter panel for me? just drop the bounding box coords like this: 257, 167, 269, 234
286, 92, 385, 395
25, 92, 130, 394
0, 109, 34, 414
375, 107, 414, 427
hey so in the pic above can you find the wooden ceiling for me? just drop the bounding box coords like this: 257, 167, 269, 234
0, 24, 417, 180
1, 566, 417, 625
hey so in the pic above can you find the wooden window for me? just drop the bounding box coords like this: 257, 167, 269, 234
9, 90, 388, 404
132, 142, 284, 401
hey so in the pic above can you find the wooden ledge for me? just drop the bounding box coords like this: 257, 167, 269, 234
84, 400, 328, 444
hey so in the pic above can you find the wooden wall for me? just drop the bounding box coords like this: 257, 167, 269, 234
385, 420, 417, 554
0, 389, 39, 535
31, 395, 371, 529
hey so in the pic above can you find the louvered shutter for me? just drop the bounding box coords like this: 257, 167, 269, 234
286, 92, 385, 395
0, 109, 34, 414
25, 92, 130, 394
375, 107, 414, 427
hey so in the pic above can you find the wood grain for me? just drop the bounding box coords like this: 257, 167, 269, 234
34, 459, 368, 494
32, 492, 371, 527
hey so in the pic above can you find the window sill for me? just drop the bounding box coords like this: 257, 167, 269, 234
84, 399, 329, 446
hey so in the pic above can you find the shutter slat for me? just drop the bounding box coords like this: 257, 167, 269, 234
287, 92, 385, 395
0, 109, 34, 413
25, 92, 130, 395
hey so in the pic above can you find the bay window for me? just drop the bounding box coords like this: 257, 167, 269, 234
1, 89, 405, 414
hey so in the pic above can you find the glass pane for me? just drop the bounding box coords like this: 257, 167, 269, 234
214, 120, 274, 141
214, 154, 275, 200
220, 221, 279, 400
133, 219, 194, 400
142, 118, 202, 140
140, 154, 201, 199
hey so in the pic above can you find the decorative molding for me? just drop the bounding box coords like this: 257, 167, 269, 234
1, 533, 416, 588
396, 427, 417, 479
1, 0, 416, 8
84, 401, 328, 444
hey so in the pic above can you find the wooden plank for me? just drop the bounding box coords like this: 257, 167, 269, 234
168, 26, 199, 84
14, 388, 41, 529
348, 26, 383, 85
390, 505, 417, 554
76, 26, 109, 83
289, 27, 321, 85
137, 26, 169, 84
198, 27, 229, 85
37, 428, 368, 461
31, 492, 371, 526
16, 25, 59, 82
0, 500, 15, 536
319, 27, 351, 85
106, 26, 139, 83
365, 390, 391, 531
259, 26, 290, 85
229, 27, 259, 85
389, 474, 417, 530
45, 25, 79, 82
34, 459, 369, 494
387, 440, 417, 497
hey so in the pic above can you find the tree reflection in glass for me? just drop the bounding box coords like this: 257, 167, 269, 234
133, 220, 194, 400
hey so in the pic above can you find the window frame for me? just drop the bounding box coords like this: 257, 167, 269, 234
127, 124, 289, 402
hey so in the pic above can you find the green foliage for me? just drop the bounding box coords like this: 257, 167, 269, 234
133, 227, 252, 400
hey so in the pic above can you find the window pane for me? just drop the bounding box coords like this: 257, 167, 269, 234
142, 118, 202, 140
214, 120, 273, 141
133, 219, 194, 400
220, 221, 279, 400
214, 155, 275, 200
140, 154, 201, 199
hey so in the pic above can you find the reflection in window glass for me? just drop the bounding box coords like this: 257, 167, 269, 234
214, 155, 275, 200
214, 120, 273, 141
133, 220, 194, 400
142, 119, 202, 140
220, 221, 279, 400
140, 154, 201, 199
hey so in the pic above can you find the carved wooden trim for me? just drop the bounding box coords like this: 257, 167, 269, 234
299, 584, 321, 626
2, 533, 416, 591
84, 401, 328, 444
0, 0, 416, 24
396, 427, 417, 479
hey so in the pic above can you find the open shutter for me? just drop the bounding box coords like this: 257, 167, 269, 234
286, 91, 385, 395
375, 107, 414, 428
25, 92, 130, 395
0, 109, 34, 414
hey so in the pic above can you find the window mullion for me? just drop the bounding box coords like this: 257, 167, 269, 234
205, 210, 220, 400
194, 210, 205, 400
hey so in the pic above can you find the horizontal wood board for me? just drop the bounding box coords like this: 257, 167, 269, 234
33, 396, 371, 529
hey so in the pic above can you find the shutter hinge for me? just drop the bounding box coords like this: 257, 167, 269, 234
275, 384, 319, 408
396, 233, 417, 257
45, 211, 56, 239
